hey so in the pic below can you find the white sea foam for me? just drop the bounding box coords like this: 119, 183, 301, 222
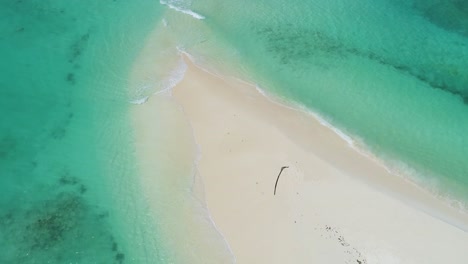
159, 0, 205, 20
303, 107, 355, 146
253, 84, 356, 147
130, 56, 187, 104
130, 82, 153, 104
130, 96, 149, 105
157, 57, 188, 94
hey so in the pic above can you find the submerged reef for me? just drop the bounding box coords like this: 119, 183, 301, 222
0, 135, 17, 160
50, 112, 74, 140
255, 23, 468, 105
256, 25, 345, 67
0, 175, 125, 264
65, 31, 92, 87
25, 193, 86, 251
66, 72, 76, 85
412, 0, 468, 37
68, 32, 90, 64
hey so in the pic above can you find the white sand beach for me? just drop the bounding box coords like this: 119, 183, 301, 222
167, 58, 468, 263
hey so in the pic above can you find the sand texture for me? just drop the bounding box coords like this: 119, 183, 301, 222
169, 58, 468, 264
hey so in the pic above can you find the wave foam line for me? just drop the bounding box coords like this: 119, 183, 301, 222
159, 0, 205, 20
130, 96, 150, 105
155, 57, 188, 96
130, 57, 188, 104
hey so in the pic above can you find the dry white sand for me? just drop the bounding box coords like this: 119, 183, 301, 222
167, 58, 468, 264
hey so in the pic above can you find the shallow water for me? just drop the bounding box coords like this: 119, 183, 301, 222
0, 0, 170, 263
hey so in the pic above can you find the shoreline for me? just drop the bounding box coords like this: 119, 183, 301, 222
183, 53, 468, 231
184, 51, 468, 219
170, 56, 468, 263
253, 86, 468, 230
230, 73, 468, 218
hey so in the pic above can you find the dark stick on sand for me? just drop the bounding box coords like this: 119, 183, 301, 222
274, 166, 289, 195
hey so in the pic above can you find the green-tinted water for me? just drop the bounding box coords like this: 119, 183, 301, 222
0, 1, 170, 263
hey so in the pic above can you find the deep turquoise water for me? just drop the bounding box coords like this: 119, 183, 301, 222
2, 0, 468, 263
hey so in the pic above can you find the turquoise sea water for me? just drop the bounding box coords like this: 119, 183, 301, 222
2, 0, 468, 263
0, 1, 171, 263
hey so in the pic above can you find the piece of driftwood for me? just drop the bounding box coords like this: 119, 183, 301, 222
274, 166, 289, 195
